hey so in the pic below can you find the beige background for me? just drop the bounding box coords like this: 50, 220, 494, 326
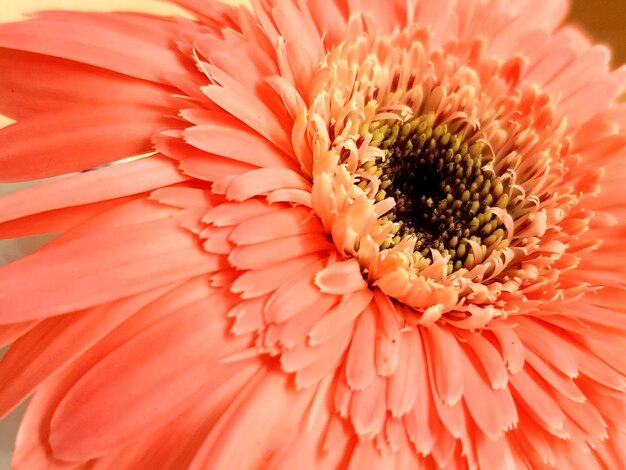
0, 0, 624, 468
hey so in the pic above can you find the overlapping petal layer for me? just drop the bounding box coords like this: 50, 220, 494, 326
0, 1, 625, 469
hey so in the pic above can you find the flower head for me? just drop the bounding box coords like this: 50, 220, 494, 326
0, 0, 625, 468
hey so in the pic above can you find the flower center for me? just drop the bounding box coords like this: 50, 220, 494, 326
361, 112, 510, 273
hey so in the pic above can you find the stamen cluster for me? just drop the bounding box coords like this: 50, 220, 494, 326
360, 112, 510, 274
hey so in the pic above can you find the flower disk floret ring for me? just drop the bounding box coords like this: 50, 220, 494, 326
0, 0, 625, 468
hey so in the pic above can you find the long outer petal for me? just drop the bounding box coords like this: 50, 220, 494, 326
0, 156, 187, 224
0, 106, 180, 181
0, 217, 220, 322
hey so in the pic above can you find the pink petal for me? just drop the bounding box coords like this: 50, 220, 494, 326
461, 345, 518, 439
0, 320, 38, 349
231, 253, 323, 299
202, 81, 292, 153
308, 289, 373, 346
350, 375, 387, 437
264, 258, 327, 323
230, 206, 322, 245
0, 106, 178, 181
184, 122, 295, 168
510, 367, 566, 433
0, 198, 132, 239
315, 259, 368, 295
0, 16, 192, 84
423, 324, 465, 406
188, 370, 317, 470
225, 167, 311, 201
463, 331, 509, 390
387, 330, 420, 418
403, 330, 439, 456
203, 199, 281, 227
345, 306, 377, 390
0, 156, 187, 224
0, 48, 175, 120
49, 294, 254, 460
0, 288, 169, 420
156, 134, 257, 181
0, 216, 220, 322
228, 232, 333, 271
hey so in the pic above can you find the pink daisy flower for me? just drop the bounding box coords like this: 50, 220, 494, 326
1, 0, 625, 468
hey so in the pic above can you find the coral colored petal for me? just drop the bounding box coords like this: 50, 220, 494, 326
49, 295, 253, 460
315, 259, 368, 295
461, 346, 518, 439
510, 367, 567, 433
273, 295, 338, 350
0, 17, 192, 84
423, 324, 465, 406
345, 305, 378, 391
0, 288, 170, 420
170, 0, 241, 28
0, 198, 133, 239
11, 277, 221, 469
225, 167, 312, 201
228, 233, 333, 271
231, 253, 323, 299
184, 122, 295, 168
348, 439, 394, 470
86, 361, 263, 470
463, 331, 509, 390
279, 316, 346, 373
524, 349, 586, 402
156, 134, 257, 181
271, 379, 349, 470
203, 199, 281, 227
55, 198, 178, 238
0, 217, 220, 322
266, 188, 313, 207
308, 289, 373, 346
0, 156, 187, 224
350, 375, 387, 437
264, 258, 328, 323
387, 330, 420, 418
515, 319, 579, 378
230, 296, 267, 336
202, 226, 234, 255
373, 290, 402, 340
0, 106, 178, 181
229, 206, 322, 245
0, 321, 38, 349
202, 83, 292, 154
295, 322, 354, 388
0, 48, 176, 120
150, 186, 215, 211
492, 326, 526, 374
403, 332, 439, 456
188, 370, 317, 470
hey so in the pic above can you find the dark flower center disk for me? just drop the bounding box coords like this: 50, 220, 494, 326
362, 114, 511, 273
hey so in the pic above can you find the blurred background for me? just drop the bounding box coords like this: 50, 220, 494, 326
0, 0, 624, 468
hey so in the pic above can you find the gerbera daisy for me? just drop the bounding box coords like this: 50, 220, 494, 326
1, 0, 625, 468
